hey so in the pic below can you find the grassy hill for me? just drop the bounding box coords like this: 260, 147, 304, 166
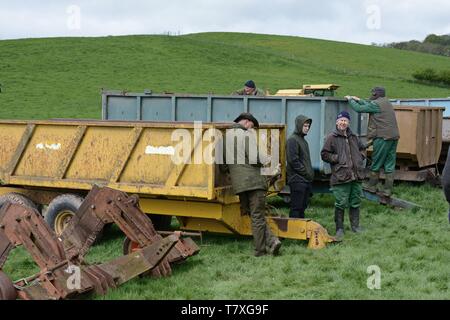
1, 32, 450, 120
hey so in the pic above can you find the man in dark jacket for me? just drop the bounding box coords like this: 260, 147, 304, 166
321, 111, 366, 240
224, 112, 282, 257
345, 87, 400, 197
286, 115, 314, 218
232, 80, 266, 96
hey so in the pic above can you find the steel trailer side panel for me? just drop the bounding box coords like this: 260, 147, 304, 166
0, 120, 285, 202
393, 106, 443, 168
391, 98, 450, 117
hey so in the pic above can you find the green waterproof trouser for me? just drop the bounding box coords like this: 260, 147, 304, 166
331, 181, 362, 210
371, 138, 398, 174
239, 189, 278, 255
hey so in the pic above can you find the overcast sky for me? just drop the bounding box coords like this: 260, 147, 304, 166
1, 0, 449, 44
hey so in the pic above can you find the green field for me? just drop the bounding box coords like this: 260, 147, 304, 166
1, 32, 450, 120
1, 32, 450, 300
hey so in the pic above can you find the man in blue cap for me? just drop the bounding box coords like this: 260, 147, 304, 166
345, 87, 399, 197
233, 80, 266, 96
321, 111, 367, 240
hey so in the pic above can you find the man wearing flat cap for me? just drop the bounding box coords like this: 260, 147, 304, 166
321, 111, 367, 240
232, 80, 266, 96
345, 87, 399, 197
222, 112, 282, 257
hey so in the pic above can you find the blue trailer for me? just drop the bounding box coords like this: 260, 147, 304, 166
101, 90, 369, 177
390, 98, 450, 116
100, 90, 432, 209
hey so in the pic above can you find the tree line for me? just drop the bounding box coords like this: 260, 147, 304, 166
380, 34, 450, 57
375, 34, 450, 87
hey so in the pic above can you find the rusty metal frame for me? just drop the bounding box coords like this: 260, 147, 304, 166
0, 186, 200, 300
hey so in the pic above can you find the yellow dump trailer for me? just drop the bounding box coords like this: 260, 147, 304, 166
0, 119, 334, 248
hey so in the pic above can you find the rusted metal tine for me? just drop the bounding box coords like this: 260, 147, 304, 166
61, 185, 199, 277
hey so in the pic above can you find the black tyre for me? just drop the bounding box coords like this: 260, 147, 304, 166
0, 192, 38, 211
122, 236, 140, 255
44, 194, 84, 236
150, 214, 172, 231
282, 195, 291, 204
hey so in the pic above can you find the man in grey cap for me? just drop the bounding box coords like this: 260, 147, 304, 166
345, 87, 400, 197
222, 112, 282, 257
232, 80, 266, 96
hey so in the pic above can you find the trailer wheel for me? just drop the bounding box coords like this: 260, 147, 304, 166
122, 214, 172, 255
45, 194, 84, 236
0, 193, 38, 211
0, 271, 16, 300
122, 236, 140, 255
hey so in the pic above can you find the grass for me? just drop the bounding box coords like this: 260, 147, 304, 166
1, 32, 450, 120
1, 32, 450, 299
3, 183, 449, 299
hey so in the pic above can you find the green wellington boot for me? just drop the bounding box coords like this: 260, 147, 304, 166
380, 172, 394, 197
363, 171, 379, 193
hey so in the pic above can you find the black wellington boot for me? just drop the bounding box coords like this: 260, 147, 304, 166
349, 207, 364, 233
334, 207, 345, 241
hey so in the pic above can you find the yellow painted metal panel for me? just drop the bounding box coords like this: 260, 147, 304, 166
0, 124, 28, 175
303, 84, 340, 90
14, 125, 81, 178
65, 126, 135, 180
179, 218, 234, 234
0, 120, 286, 202
177, 138, 210, 189
139, 198, 223, 219
7, 176, 210, 199
121, 128, 178, 184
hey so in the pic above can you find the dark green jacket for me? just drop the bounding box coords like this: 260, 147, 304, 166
286, 115, 314, 183
232, 87, 266, 96
224, 123, 267, 194
348, 97, 399, 140
321, 127, 366, 186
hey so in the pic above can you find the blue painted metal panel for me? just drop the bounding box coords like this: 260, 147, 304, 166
248, 99, 283, 124
101, 91, 369, 174
142, 97, 172, 121
211, 98, 244, 121
391, 98, 450, 117
286, 99, 323, 171
175, 97, 208, 121
429, 100, 450, 117
106, 96, 138, 120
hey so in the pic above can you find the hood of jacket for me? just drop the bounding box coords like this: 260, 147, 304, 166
294, 115, 312, 136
